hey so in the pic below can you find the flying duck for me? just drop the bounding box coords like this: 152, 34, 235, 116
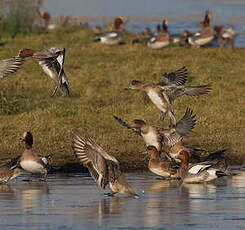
126, 76, 210, 124
114, 108, 196, 160
18, 47, 70, 96
72, 130, 139, 198
93, 16, 124, 45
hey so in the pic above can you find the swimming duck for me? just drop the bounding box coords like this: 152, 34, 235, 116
177, 150, 228, 183
147, 19, 170, 49
146, 146, 179, 179
72, 130, 139, 198
18, 47, 70, 96
93, 16, 124, 45
126, 78, 210, 124
0, 157, 25, 183
214, 26, 236, 49
114, 108, 196, 159
0, 54, 24, 78
188, 11, 215, 47
20, 131, 48, 180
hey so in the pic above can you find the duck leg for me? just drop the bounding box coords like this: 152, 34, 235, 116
51, 85, 58, 97
104, 192, 116, 197
159, 111, 166, 121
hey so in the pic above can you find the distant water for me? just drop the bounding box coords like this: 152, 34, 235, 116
43, 0, 245, 47
0, 169, 245, 230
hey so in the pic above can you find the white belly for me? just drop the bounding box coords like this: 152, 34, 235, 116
189, 36, 214, 46
143, 131, 160, 150
20, 160, 44, 173
147, 90, 166, 112
150, 167, 170, 177
148, 41, 169, 49
40, 62, 58, 82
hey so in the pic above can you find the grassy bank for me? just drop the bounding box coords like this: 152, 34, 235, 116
0, 26, 244, 171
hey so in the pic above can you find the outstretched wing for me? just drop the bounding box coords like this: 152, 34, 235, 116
0, 56, 24, 78
161, 83, 212, 102
113, 115, 141, 136
159, 108, 196, 147
72, 131, 119, 189
159, 66, 188, 86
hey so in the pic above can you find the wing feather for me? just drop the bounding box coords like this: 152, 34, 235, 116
72, 131, 120, 189
0, 56, 24, 78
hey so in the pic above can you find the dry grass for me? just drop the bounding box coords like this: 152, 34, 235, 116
0, 26, 244, 170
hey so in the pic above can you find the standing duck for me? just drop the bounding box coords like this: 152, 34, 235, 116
0, 157, 25, 183
146, 146, 179, 179
18, 47, 70, 96
20, 131, 49, 181
114, 108, 196, 160
214, 26, 236, 49
147, 19, 170, 49
72, 130, 139, 198
0, 53, 24, 78
132, 27, 153, 45
93, 16, 124, 45
177, 150, 228, 183
188, 11, 215, 47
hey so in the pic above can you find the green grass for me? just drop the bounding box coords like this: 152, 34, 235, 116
0, 26, 244, 170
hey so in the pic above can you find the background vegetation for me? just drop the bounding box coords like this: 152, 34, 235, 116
0, 24, 244, 171
0, 0, 43, 38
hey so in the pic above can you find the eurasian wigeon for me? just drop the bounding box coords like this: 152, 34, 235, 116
20, 131, 49, 181
177, 150, 228, 183
72, 130, 139, 198
19, 47, 70, 96
93, 16, 125, 45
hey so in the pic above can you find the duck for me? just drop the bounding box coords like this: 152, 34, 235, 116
132, 27, 153, 45
0, 53, 24, 78
176, 150, 228, 183
147, 19, 170, 49
146, 146, 179, 179
114, 108, 196, 160
125, 77, 211, 125
18, 47, 70, 96
19, 131, 49, 181
0, 157, 25, 183
188, 11, 215, 47
72, 130, 139, 198
214, 26, 236, 49
93, 16, 124, 45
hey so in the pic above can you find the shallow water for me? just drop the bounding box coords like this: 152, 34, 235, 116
0, 169, 245, 230
43, 0, 245, 47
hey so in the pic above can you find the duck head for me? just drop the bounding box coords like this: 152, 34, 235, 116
20, 131, 33, 149
162, 19, 168, 32
131, 119, 146, 131
146, 145, 159, 158
125, 80, 144, 90
176, 150, 190, 168
204, 10, 212, 27
114, 16, 124, 30
144, 27, 152, 37
18, 49, 36, 58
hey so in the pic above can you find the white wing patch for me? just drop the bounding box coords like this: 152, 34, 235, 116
188, 164, 211, 174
